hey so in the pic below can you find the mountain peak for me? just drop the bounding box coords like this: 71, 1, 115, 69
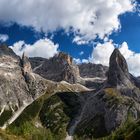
107, 48, 132, 88
21, 52, 32, 73
57, 52, 73, 65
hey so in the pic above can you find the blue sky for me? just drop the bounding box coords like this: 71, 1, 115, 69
0, 0, 140, 76
111, 11, 140, 52
0, 10, 140, 59
0, 24, 93, 59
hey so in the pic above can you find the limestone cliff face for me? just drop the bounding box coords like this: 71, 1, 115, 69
107, 48, 133, 88
31, 52, 80, 84
0, 45, 30, 108
21, 52, 47, 99
79, 63, 108, 78
0, 45, 47, 129
107, 48, 140, 102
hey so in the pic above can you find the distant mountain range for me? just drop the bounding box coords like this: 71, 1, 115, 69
0, 44, 140, 140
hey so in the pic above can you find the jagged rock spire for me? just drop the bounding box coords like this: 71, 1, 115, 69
58, 52, 73, 65
21, 52, 32, 73
107, 48, 133, 88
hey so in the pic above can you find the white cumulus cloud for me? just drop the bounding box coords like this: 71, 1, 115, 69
90, 41, 115, 66
0, 0, 136, 43
90, 41, 140, 76
0, 34, 9, 42
10, 38, 59, 59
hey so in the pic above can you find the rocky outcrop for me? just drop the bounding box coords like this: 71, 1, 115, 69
21, 53, 48, 100
78, 63, 107, 89
0, 45, 30, 109
30, 52, 80, 84
78, 63, 108, 78
107, 48, 133, 88
58, 52, 73, 65
107, 49, 140, 101
21, 52, 32, 73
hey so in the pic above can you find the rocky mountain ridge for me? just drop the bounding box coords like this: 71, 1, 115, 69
29, 52, 107, 89
0, 44, 140, 140
29, 52, 108, 81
